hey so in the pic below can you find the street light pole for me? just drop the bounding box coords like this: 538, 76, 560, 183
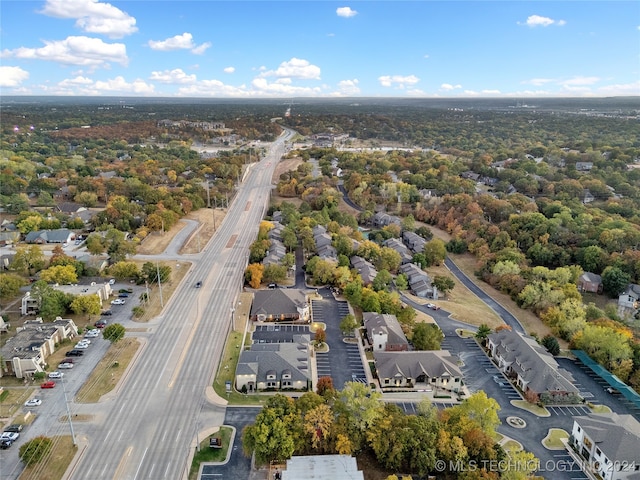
156, 261, 164, 308
61, 375, 76, 446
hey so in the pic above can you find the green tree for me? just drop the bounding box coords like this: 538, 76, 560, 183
141, 262, 171, 285
242, 403, 297, 464
541, 335, 560, 356
475, 324, 492, 342
263, 264, 287, 284
411, 323, 443, 350
103, 323, 126, 343
108, 261, 141, 280
334, 382, 385, 453
39, 265, 78, 285
16, 215, 43, 234
423, 239, 447, 266
10, 245, 45, 275
0, 273, 27, 301
452, 391, 501, 436
601, 266, 631, 297
70, 294, 101, 318
339, 314, 359, 336
432, 275, 455, 296
85, 233, 105, 255
395, 273, 408, 291
372, 269, 392, 292
19, 436, 52, 466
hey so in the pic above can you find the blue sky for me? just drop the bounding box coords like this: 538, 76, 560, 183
1, 1, 639, 98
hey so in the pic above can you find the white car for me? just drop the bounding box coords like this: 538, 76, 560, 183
0, 432, 19, 442
109, 279, 116, 285
85, 331, 99, 338
48, 371, 64, 379
74, 342, 89, 349
58, 362, 74, 369
24, 398, 42, 407
78, 339, 91, 345
110, 298, 125, 305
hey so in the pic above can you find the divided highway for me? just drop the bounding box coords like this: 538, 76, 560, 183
69, 130, 293, 480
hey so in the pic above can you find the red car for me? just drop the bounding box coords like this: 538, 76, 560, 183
40, 381, 56, 389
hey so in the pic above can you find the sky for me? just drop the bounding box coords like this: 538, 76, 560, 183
1, 0, 639, 98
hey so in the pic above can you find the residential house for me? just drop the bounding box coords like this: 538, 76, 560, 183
461, 171, 481, 182
0, 318, 78, 378
382, 238, 413, 264
75, 254, 109, 273
281, 455, 363, 480
374, 350, 463, 392
235, 337, 312, 393
577, 272, 603, 294
25, 228, 74, 245
250, 289, 311, 323
363, 312, 408, 351
402, 231, 426, 254
370, 212, 401, 229
487, 329, 581, 404
263, 239, 287, 266
575, 162, 594, 172
570, 413, 640, 480
582, 189, 595, 204
350, 255, 378, 286
398, 263, 437, 299
618, 284, 640, 311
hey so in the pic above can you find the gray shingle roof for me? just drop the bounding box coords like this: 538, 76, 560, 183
574, 413, 640, 463
364, 312, 408, 348
374, 350, 462, 380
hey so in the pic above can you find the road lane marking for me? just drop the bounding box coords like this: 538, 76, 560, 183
112, 446, 133, 480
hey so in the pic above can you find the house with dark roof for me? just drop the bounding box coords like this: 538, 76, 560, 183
0, 318, 78, 378
382, 238, 413, 265
398, 263, 437, 299
250, 289, 311, 323
402, 231, 426, 254
25, 228, 74, 244
577, 272, 603, 294
263, 239, 287, 266
371, 212, 401, 229
570, 413, 640, 480
350, 255, 378, 286
363, 312, 408, 351
235, 337, 312, 393
374, 350, 463, 392
487, 329, 581, 404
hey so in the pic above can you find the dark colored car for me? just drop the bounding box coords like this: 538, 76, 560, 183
0, 439, 12, 449
101, 310, 113, 316
118, 293, 129, 298
65, 349, 84, 356
41, 381, 56, 389
119, 288, 133, 294
195, 281, 202, 288
4, 424, 23, 433
95, 320, 107, 329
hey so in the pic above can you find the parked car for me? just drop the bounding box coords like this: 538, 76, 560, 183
58, 362, 74, 369
0, 439, 12, 449
431, 304, 440, 310
61, 358, 74, 364
41, 381, 56, 389
65, 349, 84, 356
111, 299, 125, 305
109, 279, 116, 285
101, 310, 113, 316
3, 424, 23, 433
48, 371, 64, 379
95, 320, 107, 329
268, 283, 278, 289
85, 331, 99, 338
119, 288, 133, 294
426, 303, 435, 309
118, 293, 129, 298
0, 432, 19, 442
25, 398, 42, 407
74, 342, 89, 349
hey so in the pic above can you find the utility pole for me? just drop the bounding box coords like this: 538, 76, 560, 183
61, 375, 76, 446
156, 261, 164, 308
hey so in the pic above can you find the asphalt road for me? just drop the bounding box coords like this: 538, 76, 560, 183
57, 129, 295, 480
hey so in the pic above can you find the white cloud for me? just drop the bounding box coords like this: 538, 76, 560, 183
148, 33, 210, 54
2, 36, 127, 67
0, 66, 29, 87
259, 58, 321, 80
93, 76, 155, 94
524, 78, 554, 86
482, 89, 501, 95
519, 15, 566, 27
596, 80, 640, 96
150, 68, 197, 84
440, 83, 462, 91
149, 33, 194, 51
39, 0, 137, 39
58, 75, 94, 86
336, 79, 360, 95
223, 66, 235, 74
379, 75, 420, 88
560, 76, 600, 86
191, 42, 211, 55
336, 7, 357, 18
423, 54, 430, 59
